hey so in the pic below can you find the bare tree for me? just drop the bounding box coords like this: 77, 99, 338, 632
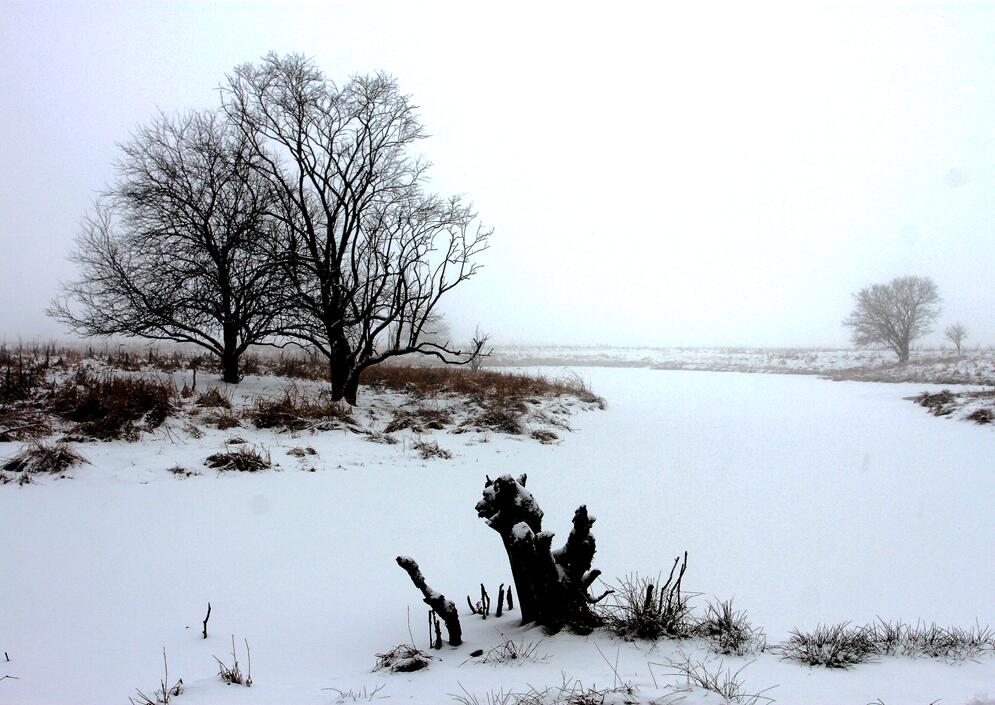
223, 53, 490, 404
50, 110, 288, 383
468, 325, 491, 372
944, 322, 968, 356
843, 275, 941, 363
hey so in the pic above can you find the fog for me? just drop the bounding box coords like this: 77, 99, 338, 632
2, 1, 992, 348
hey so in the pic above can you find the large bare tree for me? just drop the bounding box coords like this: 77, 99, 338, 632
51, 110, 287, 382
223, 53, 490, 404
843, 275, 941, 363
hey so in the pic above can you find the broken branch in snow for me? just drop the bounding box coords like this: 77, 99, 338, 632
202, 602, 211, 639
395, 556, 462, 646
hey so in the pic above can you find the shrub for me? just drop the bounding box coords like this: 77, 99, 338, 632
966, 408, 993, 424
205, 446, 271, 472
2, 441, 88, 475
696, 598, 766, 656
775, 622, 876, 668
49, 369, 176, 440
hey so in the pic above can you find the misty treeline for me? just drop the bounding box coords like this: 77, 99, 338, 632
50, 53, 491, 403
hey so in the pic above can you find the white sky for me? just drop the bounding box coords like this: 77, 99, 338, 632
1, 1, 992, 348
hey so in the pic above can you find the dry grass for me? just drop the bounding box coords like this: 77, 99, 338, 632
773, 622, 877, 668
361, 365, 605, 407
49, 368, 176, 440
205, 446, 271, 472
2, 440, 88, 475
696, 598, 767, 656
599, 553, 696, 641
248, 386, 356, 431
196, 387, 231, 409
374, 644, 434, 673
412, 438, 453, 460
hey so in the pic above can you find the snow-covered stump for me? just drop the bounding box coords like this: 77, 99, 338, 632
475, 474, 609, 634
395, 556, 462, 646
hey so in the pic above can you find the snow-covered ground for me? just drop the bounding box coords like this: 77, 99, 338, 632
1, 368, 993, 705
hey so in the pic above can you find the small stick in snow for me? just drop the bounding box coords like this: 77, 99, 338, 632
466, 595, 479, 615
480, 584, 490, 619
3, 652, 7, 662
496, 584, 505, 618
202, 602, 211, 639
507, 582, 513, 611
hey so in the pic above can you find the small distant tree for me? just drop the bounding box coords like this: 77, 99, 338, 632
468, 326, 491, 372
944, 322, 968, 356
843, 275, 941, 363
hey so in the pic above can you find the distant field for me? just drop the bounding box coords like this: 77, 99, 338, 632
490, 345, 995, 386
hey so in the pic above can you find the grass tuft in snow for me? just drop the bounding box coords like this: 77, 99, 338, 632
867, 618, 995, 661
599, 552, 696, 641
474, 636, 550, 665
652, 652, 776, 705
214, 636, 252, 686
774, 622, 877, 668
129, 648, 182, 705
411, 438, 452, 460
195, 387, 231, 409
205, 445, 271, 472
695, 598, 767, 656
2, 440, 88, 476
374, 644, 434, 673
322, 683, 387, 702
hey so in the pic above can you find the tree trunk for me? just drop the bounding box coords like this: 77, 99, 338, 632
221, 340, 240, 384
475, 474, 606, 634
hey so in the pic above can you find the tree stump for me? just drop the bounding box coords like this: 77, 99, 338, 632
475, 474, 609, 633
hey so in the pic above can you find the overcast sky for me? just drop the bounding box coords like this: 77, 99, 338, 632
1, 1, 992, 348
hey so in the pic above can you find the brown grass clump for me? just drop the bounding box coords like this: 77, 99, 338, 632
49, 369, 177, 440
384, 406, 452, 434
0, 407, 53, 442
412, 438, 452, 460
361, 365, 605, 407
248, 386, 356, 431
205, 446, 271, 472
205, 409, 242, 430
196, 387, 231, 409
463, 399, 527, 435
2, 441, 88, 475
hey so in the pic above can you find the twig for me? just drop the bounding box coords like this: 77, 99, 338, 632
202, 602, 211, 639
